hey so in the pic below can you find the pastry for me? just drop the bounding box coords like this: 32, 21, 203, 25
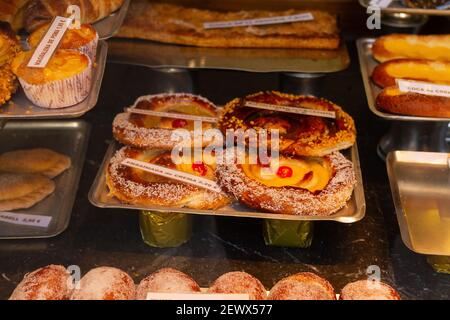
106, 146, 230, 210
117, 2, 340, 49
113, 93, 218, 150
0, 148, 71, 178
70, 267, 135, 300
28, 23, 98, 61
372, 34, 450, 63
376, 86, 450, 118
404, 0, 447, 9
0, 0, 28, 31
136, 268, 201, 300
340, 280, 401, 300
208, 272, 267, 300
0, 173, 55, 211
216, 148, 355, 216
268, 272, 336, 300
11, 49, 92, 108
372, 59, 450, 88
219, 91, 356, 157
0, 22, 21, 105
9, 265, 72, 300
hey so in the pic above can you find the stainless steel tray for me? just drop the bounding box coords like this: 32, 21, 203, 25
387, 151, 450, 255
94, 0, 130, 40
359, 0, 450, 16
89, 142, 365, 223
108, 39, 350, 73
357, 38, 450, 122
0, 120, 90, 239
0, 41, 108, 119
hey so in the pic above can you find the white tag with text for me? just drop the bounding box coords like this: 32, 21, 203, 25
0, 212, 52, 228
124, 108, 218, 123
146, 292, 250, 300
244, 101, 336, 119
397, 79, 450, 98
203, 13, 314, 29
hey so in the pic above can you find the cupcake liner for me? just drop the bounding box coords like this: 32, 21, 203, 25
77, 31, 99, 62
19, 54, 93, 109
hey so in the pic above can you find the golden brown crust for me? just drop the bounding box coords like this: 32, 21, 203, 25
340, 280, 401, 300
117, 2, 340, 49
376, 87, 450, 118
208, 272, 267, 300
0, 21, 21, 105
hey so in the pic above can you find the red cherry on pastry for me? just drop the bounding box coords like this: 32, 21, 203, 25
172, 119, 188, 128
276, 166, 293, 178
192, 162, 208, 176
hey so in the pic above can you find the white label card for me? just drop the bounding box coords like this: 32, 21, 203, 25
0, 212, 52, 228
369, 0, 393, 8
203, 13, 314, 29
27, 16, 73, 68
396, 79, 450, 98
124, 108, 218, 123
121, 158, 223, 193
244, 101, 336, 119
146, 292, 250, 300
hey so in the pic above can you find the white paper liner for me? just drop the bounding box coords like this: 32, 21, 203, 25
77, 31, 99, 62
19, 54, 93, 109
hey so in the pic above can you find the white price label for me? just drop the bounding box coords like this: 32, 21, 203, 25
244, 101, 336, 119
27, 16, 73, 68
396, 79, 450, 98
203, 13, 314, 29
124, 108, 218, 123
0, 212, 52, 228
369, 0, 393, 8
121, 158, 223, 193
146, 292, 250, 300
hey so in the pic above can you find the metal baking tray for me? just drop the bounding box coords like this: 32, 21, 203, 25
108, 39, 350, 73
359, 0, 450, 16
387, 151, 450, 255
0, 41, 108, 120
89, 142, 365, 223
0, 120, 90, 239
94, 0, 130, 40
357, 38, 450, 122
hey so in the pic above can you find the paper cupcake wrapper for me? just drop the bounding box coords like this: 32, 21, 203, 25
77, 32, 99, 62
19, 55, 93, 109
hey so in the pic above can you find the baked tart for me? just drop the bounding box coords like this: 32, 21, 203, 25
106, 146, 230, 210
215, 148, 355, 216
113, 93, 218, 150
219, 91, 356, 157
0, 22, 21, 105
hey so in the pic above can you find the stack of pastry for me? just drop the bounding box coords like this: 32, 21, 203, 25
372, 34, 450, 118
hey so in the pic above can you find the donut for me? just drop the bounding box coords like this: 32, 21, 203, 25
268, 272, 336, 300
113, 93, 218, 149
136, 268, 201, 300
208, 271, 267, 300
215, 148, 356, 216
70, 267, 135, 300
340, 280, 401, 300
9, 265, 72, 300
218, 91, 356, 157
106, 146, 230, 210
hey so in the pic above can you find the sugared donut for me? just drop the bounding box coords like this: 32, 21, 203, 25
208, 271, 267, 300
340, 280, 401, 300
9, 265, 72, 300
268, 272, 336, 300
70, 267, 135, 300
136, 268, 201, 300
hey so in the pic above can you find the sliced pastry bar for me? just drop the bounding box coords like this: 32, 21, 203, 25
113, 93, 218, 150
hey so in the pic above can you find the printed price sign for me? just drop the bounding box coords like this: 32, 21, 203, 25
124, 108, 218, 123
397, 79, 450, 98
204, 13, 314, 29
244, 101, 336, 119
0, 212, 52, 228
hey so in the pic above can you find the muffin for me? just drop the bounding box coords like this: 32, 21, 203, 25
11, 49, 92, 108
28, 23, 98, 61
208, 271, 267, 300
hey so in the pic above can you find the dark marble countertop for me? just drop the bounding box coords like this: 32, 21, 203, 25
0, 43, 449, 300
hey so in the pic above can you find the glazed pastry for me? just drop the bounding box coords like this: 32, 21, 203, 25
70, 267, 135, 300
372, 34, 450, 63
268, 272, 336, 300
0, 148, 71, 178
208, 271, 267, 300
372, 59, 450, 88
136, 268, 201, 300
340, 280, 401, 300
0, 22, 21, 105
376, 86, 450, 118
106, 146, 230, 210
219, 91, 356, 157
0, 173, 55, 211
113, 93, 218, 150
216, 148, 355, 216
28, 23, 98, 61
11, 49, 92, 108
9, 265, 72, 300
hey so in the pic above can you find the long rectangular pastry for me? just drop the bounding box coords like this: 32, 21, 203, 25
116, 2, 340, 50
